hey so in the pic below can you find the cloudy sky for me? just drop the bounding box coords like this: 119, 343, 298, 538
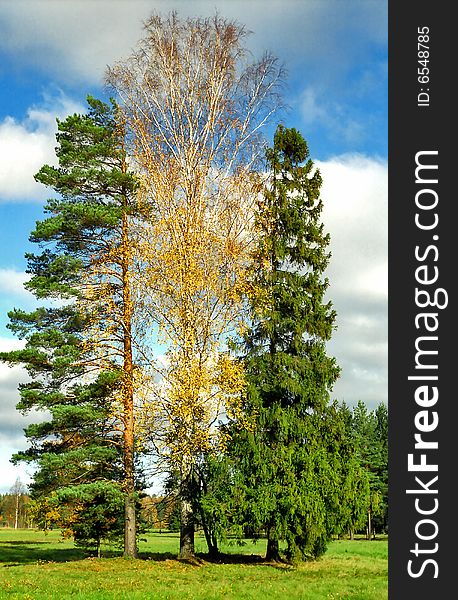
0, 0, 387, 493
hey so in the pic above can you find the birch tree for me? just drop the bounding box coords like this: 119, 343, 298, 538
107, 13, 283, 558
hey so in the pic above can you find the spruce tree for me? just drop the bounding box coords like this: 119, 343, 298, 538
351, 401, 388, 537
231, 125, 342, 561
333, 401, 371, 539
0, 97, 141, 556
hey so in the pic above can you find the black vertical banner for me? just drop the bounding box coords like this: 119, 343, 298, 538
389, 2, 454, 598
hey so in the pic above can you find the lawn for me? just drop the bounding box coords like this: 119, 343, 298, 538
0, 528, 387, 600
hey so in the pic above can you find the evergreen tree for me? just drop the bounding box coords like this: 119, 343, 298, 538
0, 96, 142, 556
374, 402, 388, 529
333, 401, 371, 539
192, 454, 237, 558
350, 401, 388, 537
67, 484, 125, 558
230, 125, 342, 561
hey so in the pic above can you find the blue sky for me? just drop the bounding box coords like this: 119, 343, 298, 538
0, 0, 387, 492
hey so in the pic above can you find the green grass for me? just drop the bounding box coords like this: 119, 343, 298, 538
0, 528, 387, 600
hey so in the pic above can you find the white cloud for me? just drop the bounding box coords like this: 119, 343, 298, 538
318, 155, 387, 408
0, 1, 386, 85
0, 269, 32, 298
0, 338, 28, 439
0, 116, 53, 201
0, 337, 41, 493
0, 450, 34, 494
300, 88, 329, 126
0, 0, 152, 84
0, 351, 31, 446
0, 338, 24, 353
299, 86, 368, 147
0, 93, 85, 202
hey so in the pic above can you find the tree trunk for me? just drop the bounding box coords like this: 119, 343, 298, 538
211, 533, 219, 558
122, 339, 137, 558
121, 207, 137, 559
266, 536, 281, 561
122, 357, 137, 558
367, 509, 372, 541
124, 488, 137, 558
14, 494, 19, 529
179, 497, 195, 559
198, 493, 219, 558
201, 518, 219, 558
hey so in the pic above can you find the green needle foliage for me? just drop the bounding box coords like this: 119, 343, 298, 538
228, 125, 364, 562
350, 401, 388, 537
0, 96, 140, 555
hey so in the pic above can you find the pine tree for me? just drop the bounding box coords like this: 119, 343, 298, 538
0, 96, 142, 556
230, 125, 342, 561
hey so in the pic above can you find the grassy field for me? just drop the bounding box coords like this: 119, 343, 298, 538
0, 528, 387, 600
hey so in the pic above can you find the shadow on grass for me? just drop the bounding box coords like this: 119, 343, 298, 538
199, 552, 294, 570
138, 551, 290, 570
0, 541, 87, 566
1, 540, 50, 545
137, 551, 183, 562
136, 550, 262, 565
197, 552, 263, 565
1, 538, 286, 569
